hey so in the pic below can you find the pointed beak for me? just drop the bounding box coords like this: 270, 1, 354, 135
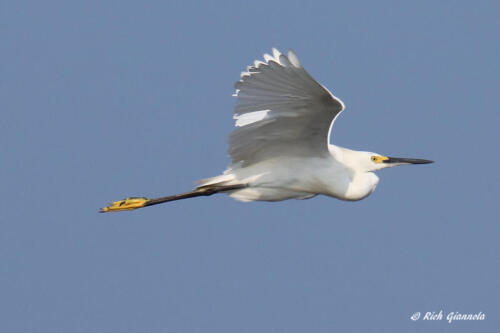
383, 157, 434, 165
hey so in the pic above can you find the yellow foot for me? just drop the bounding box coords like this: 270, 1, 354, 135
100, 197, 149, 212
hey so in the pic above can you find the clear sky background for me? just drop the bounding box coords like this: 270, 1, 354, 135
2, 1, 499, 332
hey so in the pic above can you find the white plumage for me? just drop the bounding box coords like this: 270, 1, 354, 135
229, 48, 344, 167
101, 48, 433, 213
197, 48, 432, 202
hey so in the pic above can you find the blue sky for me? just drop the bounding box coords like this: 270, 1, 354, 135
2, 1, 499, 332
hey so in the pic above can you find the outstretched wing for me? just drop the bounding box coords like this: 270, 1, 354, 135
229, 48, 345, 167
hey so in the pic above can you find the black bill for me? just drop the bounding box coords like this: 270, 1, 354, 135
384, 157, 434, 164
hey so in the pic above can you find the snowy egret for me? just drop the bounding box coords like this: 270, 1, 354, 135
101, 48, 432, 212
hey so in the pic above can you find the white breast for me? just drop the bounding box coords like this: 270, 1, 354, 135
343, 172, 380, 201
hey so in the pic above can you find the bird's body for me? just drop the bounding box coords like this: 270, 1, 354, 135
199, 148, 379, 202
101, 48, 432, 212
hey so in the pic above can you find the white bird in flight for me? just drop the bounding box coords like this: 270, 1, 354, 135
101, 48, 432, 212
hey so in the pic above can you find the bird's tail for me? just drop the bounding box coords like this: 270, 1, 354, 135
99, 183, 246, 213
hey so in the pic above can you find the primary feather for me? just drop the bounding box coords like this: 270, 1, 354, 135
229, 48, 345, 168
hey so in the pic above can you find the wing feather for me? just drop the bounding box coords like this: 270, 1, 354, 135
229, 49, 345, 167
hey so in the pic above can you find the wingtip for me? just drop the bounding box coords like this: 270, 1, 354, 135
263, 53, 273, 62
272, 48, 282, 59
287, 49, 301, 68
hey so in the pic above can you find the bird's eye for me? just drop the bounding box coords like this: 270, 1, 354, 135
371, 156, 377, 162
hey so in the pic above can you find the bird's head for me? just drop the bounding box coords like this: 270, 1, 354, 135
342, 149, 433, 172
361, 152, 433, 172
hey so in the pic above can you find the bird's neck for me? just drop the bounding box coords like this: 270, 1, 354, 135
328, 145, 361, 169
